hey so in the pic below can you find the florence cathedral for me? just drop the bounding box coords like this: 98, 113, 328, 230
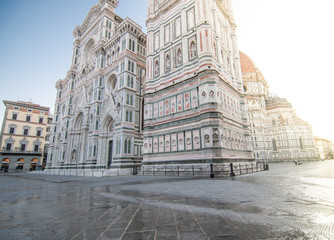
240, 52, 317, 162
47, 0, 317, 173
47, 0, 146, 172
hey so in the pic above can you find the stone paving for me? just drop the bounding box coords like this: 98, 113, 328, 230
1, 161, 334, 239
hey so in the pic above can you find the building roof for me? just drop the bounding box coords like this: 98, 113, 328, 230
3, 100, 50, 111
239, 52, 256, 73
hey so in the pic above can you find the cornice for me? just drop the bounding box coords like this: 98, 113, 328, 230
147, 0, 182, 24
3, 101, 50, 112
93, 42, 106, 55
105, 35, 121, 51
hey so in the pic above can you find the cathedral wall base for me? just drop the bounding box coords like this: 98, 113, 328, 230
38, 168, 135, 177
139, 161, 265, 177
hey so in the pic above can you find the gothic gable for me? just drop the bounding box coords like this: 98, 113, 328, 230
80, 4, 101, 34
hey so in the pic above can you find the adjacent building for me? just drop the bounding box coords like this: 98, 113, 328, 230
47, 0, 146, 172
240, 52, 318, 162
314, 137, 333, 160
0, 101, 51, 172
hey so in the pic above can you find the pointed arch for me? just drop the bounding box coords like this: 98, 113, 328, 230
74, 112, 84, 130
102, 115, 113, 133
83, 38, 95, 64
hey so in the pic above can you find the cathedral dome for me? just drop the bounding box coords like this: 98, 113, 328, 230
239, 52, 256, 73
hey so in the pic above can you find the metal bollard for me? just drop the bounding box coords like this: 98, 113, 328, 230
210, 163, 214, 178
230, 163, 235, 177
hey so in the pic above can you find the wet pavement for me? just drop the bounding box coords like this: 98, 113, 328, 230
1, 161, 334, 240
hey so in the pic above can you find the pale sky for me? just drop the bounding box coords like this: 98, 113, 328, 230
0, 0, 333, 142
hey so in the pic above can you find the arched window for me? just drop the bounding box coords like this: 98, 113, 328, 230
130, 77, 134, 88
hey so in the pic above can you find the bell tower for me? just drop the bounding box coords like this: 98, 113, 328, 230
142, 0, 254, 169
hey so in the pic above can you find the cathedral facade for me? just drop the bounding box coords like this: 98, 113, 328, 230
240, 52, 318, 162
47, 0, 146, 171
143, 0, 254, 166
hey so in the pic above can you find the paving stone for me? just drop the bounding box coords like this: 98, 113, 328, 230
121, 230, 155, 240
1, 163, 334, 240
99, 229, 124, 240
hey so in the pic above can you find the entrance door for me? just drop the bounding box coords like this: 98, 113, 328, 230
107, 140, 113, 169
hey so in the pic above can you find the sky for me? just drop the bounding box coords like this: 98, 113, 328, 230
0, 0, 333, 142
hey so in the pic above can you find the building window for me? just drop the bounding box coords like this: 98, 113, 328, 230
120, 75, 124, 88
272, 139, 277, 151
39, 117, 44, 124
129, 39, 135, 52
37, 130, 42, 137
34, 145, 39, 152
127, 76, 134, 88
21, 144, 26, 151
9, 128, 15, 134
125, 110, 133, 122
23, 129, 29, 136
26, 116, 31, 122
120, 61, 125, 72
121, 39, 126, 51
124, 139, 131, 154
6, 143, 12, 151
126, 94, 134, 106
93, 145, 97, 157
12, 114, 17, 120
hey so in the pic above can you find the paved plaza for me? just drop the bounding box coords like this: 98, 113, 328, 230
1, 161, 334, 239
